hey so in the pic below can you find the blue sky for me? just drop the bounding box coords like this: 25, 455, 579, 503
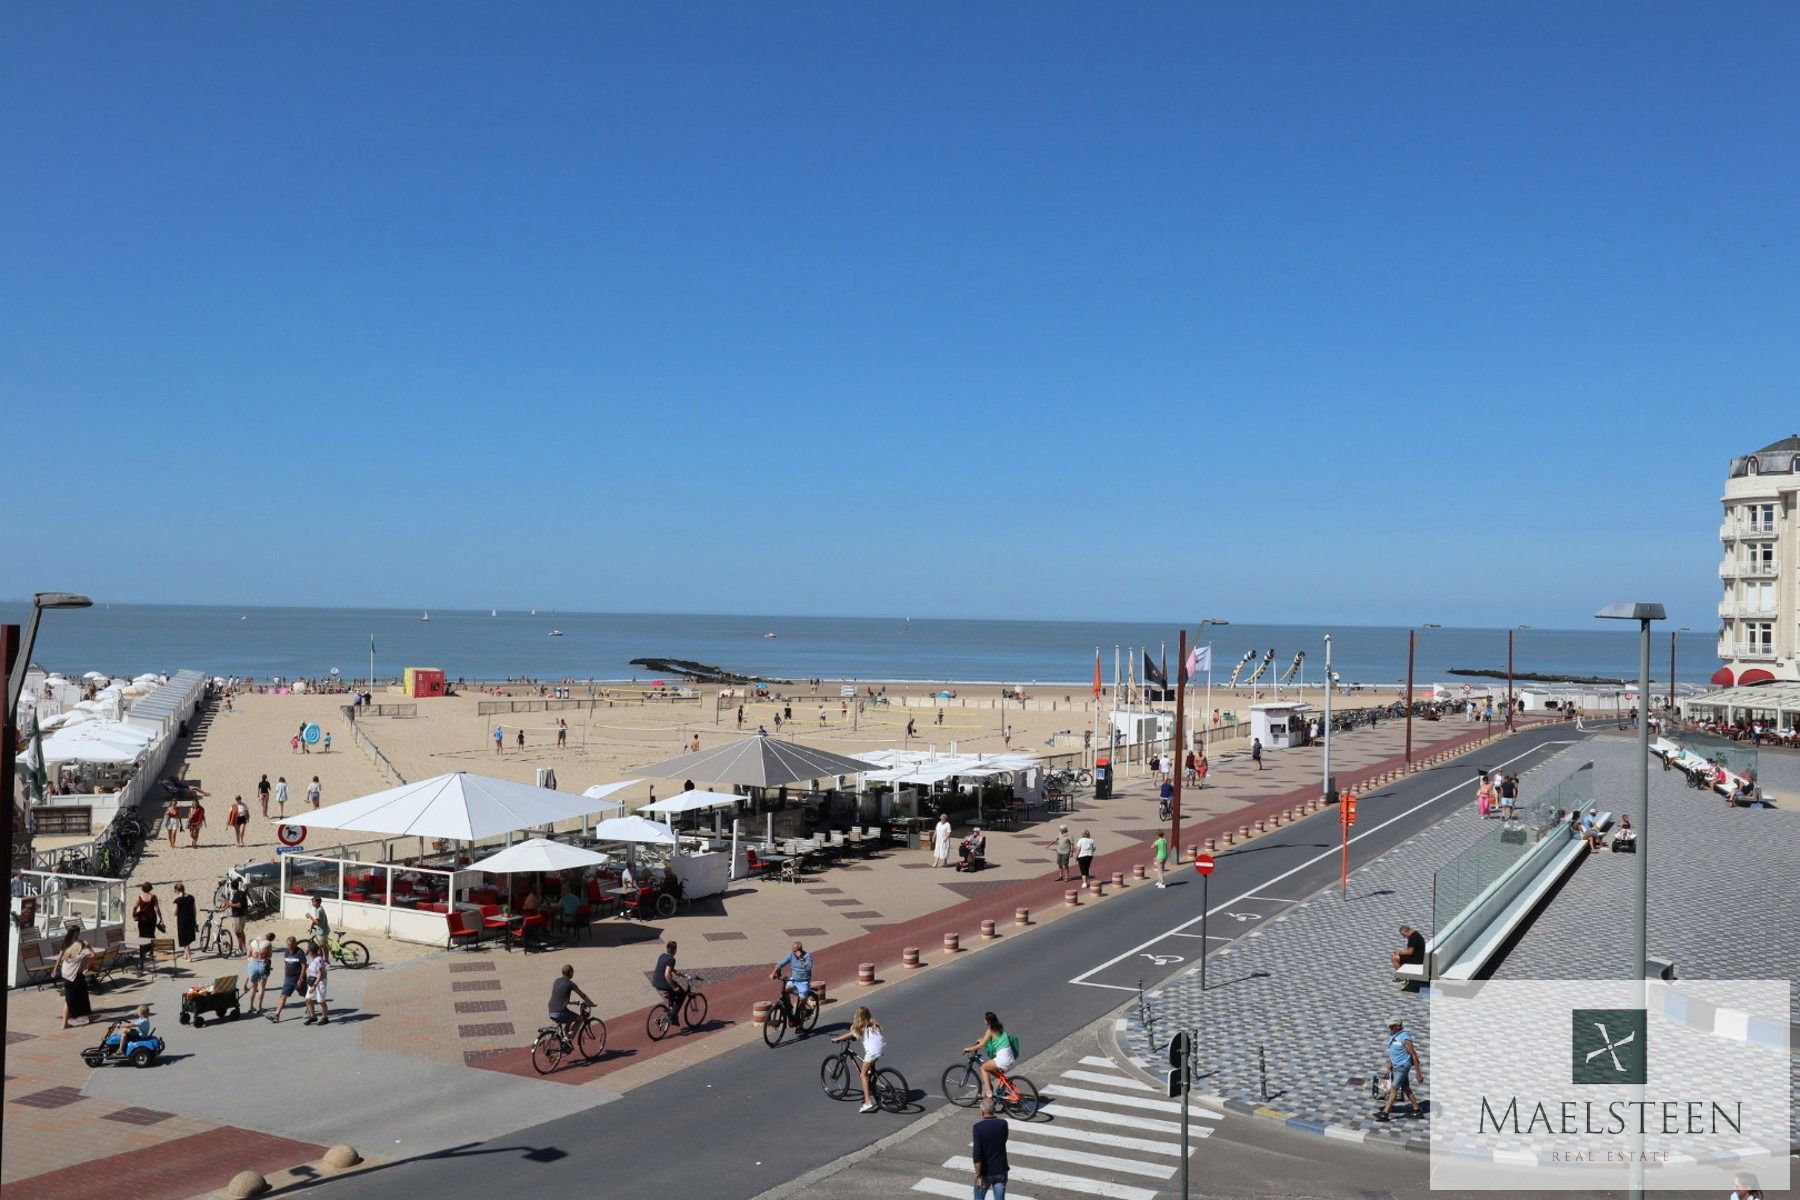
4, 3, 1796, 630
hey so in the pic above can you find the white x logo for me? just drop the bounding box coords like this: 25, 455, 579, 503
1584, 1023, 1636, 1072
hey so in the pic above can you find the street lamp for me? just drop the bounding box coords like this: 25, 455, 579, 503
1323, 634, 1334, 801
1668, 627, 1691, 715
1596, 600, 1664, 1200
1403, 623, 1441, 773
1170, 618, 1229, 853
3, 591, 93, 1119
1506, 625, 1531, 732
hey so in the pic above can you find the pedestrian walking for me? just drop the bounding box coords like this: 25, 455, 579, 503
303, 941, 331, 1025
1375, 1018, 1424, 1121
246, 930, 274, 1013
932, 815, 953, 868
274, 776, 288, 817
187, 798, 207, 847
57, 929, 93, 1028
1185, 751, 1198, 786
1252, 738, 1264, 770
971, 1096, 1009, 1200
1052, 825, 1074, 881
493, 725, 504, 754
557, 719, 567, 748
1196, 752, 1209, 789
132, 882, 163, 940
1074, 829, 1096, 889
1152, 832, 1169, 888
227, 795, 249, 846
322, 731, 332, 752
270, 937, 305, 1023
173, 883, 198, 961
307, 776, 321, 810
516, 728, 525, 751
163, 799, 182, 848
257, 773, 271, 818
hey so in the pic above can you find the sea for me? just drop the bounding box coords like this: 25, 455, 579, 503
2, 603, 1719, 690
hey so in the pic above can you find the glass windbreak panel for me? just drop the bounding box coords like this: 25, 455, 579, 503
1431, 762, 1591, 937
1668, 729, 1758, 787
286, 856, 340, 899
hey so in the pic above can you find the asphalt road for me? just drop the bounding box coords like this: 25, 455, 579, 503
309, 722, 1586, 1200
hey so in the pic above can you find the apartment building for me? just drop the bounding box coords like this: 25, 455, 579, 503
1716, 434, 1800, 684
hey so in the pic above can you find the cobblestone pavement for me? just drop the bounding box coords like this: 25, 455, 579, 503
1122, 734, 1800, 1150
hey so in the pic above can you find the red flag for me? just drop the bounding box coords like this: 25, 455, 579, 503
1092, 649, 1102, 699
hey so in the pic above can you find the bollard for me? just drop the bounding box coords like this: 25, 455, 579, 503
1240, 824, 1252, 839
903, 946, 921, 969
752, 1000, 772, 1026
1256, 818, 1268, 833
857, 962, 876, 986
1206, 837, 1217, 852
944, 932, 961, 954
980, 919, 997, 939
1222, 829, 1234, 845
324, 1146, 362, 1170
1015, 906, 1031, 926
1111, 870, 1126, 888
1185, 844, 1198, 860
1065, 888, 1080, 906
227, 1172, 270, 1200
813, 982, 828, 1006
1269, 813, 1282, 828
1133, 863, 1146, 880
1094, 880, 1107, 897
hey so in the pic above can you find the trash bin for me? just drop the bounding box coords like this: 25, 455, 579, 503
1094, 758, 1113, 800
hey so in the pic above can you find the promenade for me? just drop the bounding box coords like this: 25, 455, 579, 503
4, 698, 1529, 1199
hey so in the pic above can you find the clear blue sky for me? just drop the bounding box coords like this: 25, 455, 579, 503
5, 3, 1796, 630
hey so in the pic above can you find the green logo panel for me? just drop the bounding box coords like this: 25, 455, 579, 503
1571, 1008, 1647, 1085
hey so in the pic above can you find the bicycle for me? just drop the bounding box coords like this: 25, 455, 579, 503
820, 1043, 909, 1112
1157, 794, 1173, 822
645, 975, 709, 1040
531, 1000, 606, 1074
316, 931, 371, 969
941, 1052, 1039, 1119
762, 977, 821, 1047
245, 885, 279, 920
197, 910, 235, 959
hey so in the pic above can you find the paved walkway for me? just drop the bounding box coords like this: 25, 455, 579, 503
4, 710, 1529, 1195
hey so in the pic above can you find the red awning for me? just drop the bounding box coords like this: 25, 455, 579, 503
1738, 668, 1776, 685
1710, 667, 1735, 686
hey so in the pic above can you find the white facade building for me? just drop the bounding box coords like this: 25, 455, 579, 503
1717, 434, 1800, 685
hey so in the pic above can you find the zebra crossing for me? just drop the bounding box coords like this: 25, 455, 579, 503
911, 1055, 1220, 1200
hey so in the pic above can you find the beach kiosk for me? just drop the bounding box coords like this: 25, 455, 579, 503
1250, 702, 1312, 750
403, 667, 447, 698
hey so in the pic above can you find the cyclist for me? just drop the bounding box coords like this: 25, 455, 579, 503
963, 1011, 1020, 1100
770, 940, 815, 1024
306, 896, 331, 946
652, 940, 688, 1013
547, 964, 594, 1041
830, 1005, 887, 1113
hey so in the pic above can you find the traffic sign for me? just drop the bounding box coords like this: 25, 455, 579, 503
1166, 1030, 1192, 1097
1168, 1030, 1190, 1066
1340, 795, 1358, 826
277, 823, 307, 847
1193, 851, 1215, 876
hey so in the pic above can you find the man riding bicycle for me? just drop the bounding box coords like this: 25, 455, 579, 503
653, 940, 688, 1012
770, 940, 814, 1021
547, 964, 594, 1040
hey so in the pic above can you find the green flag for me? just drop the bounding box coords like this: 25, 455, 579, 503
370, 633, 376, 655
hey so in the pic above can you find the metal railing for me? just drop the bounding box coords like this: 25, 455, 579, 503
1720, 559, 1780, 578
1719, 600, 1780, 618
341, 707, 408, 786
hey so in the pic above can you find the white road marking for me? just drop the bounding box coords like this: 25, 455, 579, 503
1168, 932, 1231, 940
1044, 1084, 1186, 1113
1060, 1069, 1155, 1091
943, 1157, 1158, 1200
1077, 1056, 1126, 1071
1041, 1102, 1206, 1135
1008, 1118, 1192, 1156
1068, 740, 1559, 987
1005, 1140, 1176, 1179
915, 1180, 1041, 1200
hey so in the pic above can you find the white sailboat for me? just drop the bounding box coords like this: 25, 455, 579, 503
421, 611, 430, 622
491, 609, 497, 617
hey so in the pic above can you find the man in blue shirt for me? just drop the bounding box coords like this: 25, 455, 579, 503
1376, 1018, 1424, 1121
653, 941, 687, 1011
971, 1097, 1009, 1198
771, 941, 814, 1024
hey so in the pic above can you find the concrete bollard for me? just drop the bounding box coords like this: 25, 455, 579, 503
858, 962, 876, 986
1240, 824, 1252, 840
903, 946, 922, 969
1016, 907, 1031, 926
1222, 830, 1234, 845
1111, 870, 1126, 888
752, 1000, 772, 1026
813, 982, 828, 1006
980, 919, 998, 939
1206, 837, 1217, 851
1256, 818, 1268, 833
1065, 888, 1080, 906
1185, 844, 1198, 860
227, 1172, 270, 1199
1094, 880, 1107, 897
1133, 863, 1146, 880
944, 932, 961, 954
324, 1146, 362, 1170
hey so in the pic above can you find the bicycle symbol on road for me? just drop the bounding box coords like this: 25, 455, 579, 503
1141, 953, 1184, 967
1224, 911, 1263, 923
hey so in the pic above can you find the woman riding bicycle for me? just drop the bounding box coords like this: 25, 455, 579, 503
830, 1006, 887, 1113
963, 1011, 1020, 1099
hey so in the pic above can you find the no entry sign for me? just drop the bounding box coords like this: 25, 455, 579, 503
1193, 851, 1215, 876
277, 823, 307, 847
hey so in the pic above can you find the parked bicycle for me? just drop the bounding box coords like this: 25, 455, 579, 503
646, 975, 708, 1040
531, 1000, 606, 1074
196, 909, 235, 958
941, 1052, 1039, 1118
318, 932, 371, 969
762, 977, 821, 1047
820, 1044, 909, 1112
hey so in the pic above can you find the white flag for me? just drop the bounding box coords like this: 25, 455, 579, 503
1187, 645, 1212, 675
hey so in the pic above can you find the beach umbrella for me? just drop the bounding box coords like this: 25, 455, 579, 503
579, 781, 637, 815
83, 671, 107, 681
937, 691, 953, 699
298, 771, 597, 840
627, 731, 873, 788
637, 790, 744, 815
36, 728, 143, 765
467, 837, 610, 874
588, 815, 678, 846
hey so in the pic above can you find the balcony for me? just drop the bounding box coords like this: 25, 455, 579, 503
1727, 644, 1780, 661
1720, 600, 1781, 619
1720, 522, 1779, 540
1720, 559, 1781, 578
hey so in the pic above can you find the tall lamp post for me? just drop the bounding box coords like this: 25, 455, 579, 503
1170, 618, 1229, 853
1595, 601, 1664, 1200
1506, 625, 1531, 732
1322, 634, 1334, 801
1668, 626, 1690, 715
1403, 623, 1441, 773
3, 591, 94, 1110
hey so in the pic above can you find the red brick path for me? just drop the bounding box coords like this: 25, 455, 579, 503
9, 1127, 324, 1200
